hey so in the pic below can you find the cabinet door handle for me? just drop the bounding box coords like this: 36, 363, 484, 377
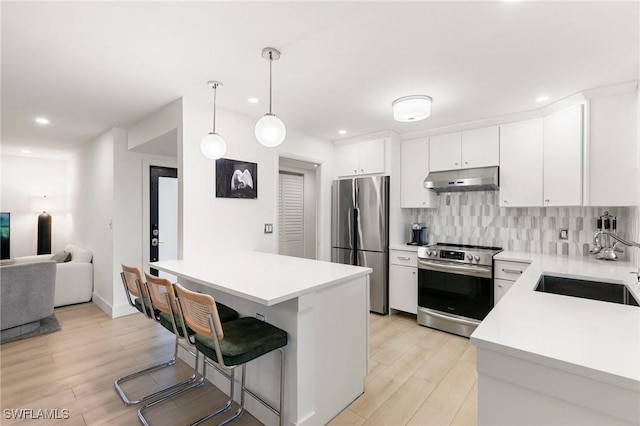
502, 268, 522, 274
412, 271, 416, 275
497, 284, 503, 288
397, 256, 411, 261
454, 162, 459, 166
464, 161, 469, 165
503, 200, 508, 204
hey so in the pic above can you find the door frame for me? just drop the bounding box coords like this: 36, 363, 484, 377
277, 154, 322, 260
142, 158, 178, 274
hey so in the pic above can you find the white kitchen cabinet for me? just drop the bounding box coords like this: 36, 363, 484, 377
494, 279, 513, 304
401, 138, 437, 208
543, 104, 584, 206
499, 119, 544, 207
389, 249, 418, 314
429, 126, 498, 172
429, 133, 462, 172
494, 260, 530, 305
461, 126, 499, 169
587, 92, 638, 206
336, 139, 385, 177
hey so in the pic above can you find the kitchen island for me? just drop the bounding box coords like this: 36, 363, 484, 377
152, 252, 372, 426
472, 252, 640, 426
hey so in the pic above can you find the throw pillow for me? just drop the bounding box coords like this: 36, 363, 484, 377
51, 251, 71, 263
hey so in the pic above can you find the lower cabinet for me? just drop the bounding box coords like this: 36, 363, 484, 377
389, 249, 418, 314
494, 260, 530, 305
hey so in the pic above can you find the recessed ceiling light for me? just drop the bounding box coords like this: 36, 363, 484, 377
248, 97, 259, 104
338, 130, 347, 135
21, 149, 31, 154
536, 96, 550, 103
35, 117, 50, 125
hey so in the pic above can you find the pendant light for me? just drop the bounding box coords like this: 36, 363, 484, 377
255, 47, 286, 147
200, 80, 227, 159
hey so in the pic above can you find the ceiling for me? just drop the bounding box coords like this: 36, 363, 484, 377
2, 1, 638, 159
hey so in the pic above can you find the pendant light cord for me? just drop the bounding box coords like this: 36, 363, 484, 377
212, 84, 218, 133
268, 51, 273, 114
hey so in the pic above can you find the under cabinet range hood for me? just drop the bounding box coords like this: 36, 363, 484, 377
424, 166, 499, 193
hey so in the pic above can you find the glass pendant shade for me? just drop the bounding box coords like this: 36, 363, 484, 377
393, 95, 432, 122
255, 113, 286, 147
200, 132, 227, 159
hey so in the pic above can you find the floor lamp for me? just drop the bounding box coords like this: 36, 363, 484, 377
29, 195, 60, 255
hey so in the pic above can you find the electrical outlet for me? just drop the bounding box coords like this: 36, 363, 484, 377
559, 229, 569, 240
255, 313, 265, 321
264, 223, 273, 234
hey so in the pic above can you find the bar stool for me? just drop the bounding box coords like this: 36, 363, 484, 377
115, 266, 239, 406
169, 283, 287, 426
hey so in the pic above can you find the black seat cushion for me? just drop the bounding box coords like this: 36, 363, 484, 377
215, 302, 239, 323
134, 297, 158, 317
195, 317, 287, 367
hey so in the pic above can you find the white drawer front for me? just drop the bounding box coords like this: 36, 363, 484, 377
389, 250, 418, 267
494, 260, 530, 281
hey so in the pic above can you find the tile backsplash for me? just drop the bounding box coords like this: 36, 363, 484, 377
410, 191, 631, 259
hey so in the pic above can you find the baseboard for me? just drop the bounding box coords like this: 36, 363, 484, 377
91, 293, 138, 318
112, 302, 137, 318
91, 292, 112, 317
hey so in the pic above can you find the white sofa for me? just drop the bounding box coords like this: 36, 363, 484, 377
13, 244, 93, 307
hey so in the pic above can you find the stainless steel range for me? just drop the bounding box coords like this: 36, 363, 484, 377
417, 243, 503, 338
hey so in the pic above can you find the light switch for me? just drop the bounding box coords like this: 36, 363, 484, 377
559, 229, 569, 240
264, 223, 273, 234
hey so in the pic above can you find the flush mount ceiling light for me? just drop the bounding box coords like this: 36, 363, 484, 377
35, 117, 50, 125
536, 95, 550, 103
392, 95, 432, 122
200, 81, 227, 160
255, 47, 286, 148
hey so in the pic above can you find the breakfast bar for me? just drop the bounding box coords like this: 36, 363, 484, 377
151, 252, 372, 426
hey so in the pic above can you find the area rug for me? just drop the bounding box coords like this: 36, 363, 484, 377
0, 314, 61, 344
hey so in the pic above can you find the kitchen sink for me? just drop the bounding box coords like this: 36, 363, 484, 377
535, 275, 639, 307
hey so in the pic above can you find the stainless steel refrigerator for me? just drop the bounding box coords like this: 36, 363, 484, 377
331, 176, 389, 314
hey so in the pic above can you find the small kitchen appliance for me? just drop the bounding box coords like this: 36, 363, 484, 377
408, 223, 428, 246
417, 243, 503, 338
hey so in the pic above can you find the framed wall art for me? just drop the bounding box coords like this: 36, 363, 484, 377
216, 158, 258, 199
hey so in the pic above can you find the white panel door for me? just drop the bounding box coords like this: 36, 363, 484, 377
429, 132, 462, 171
461, 126, 499, 169
543, 104, 583, 206
336, 143, 360, 177
358, 139, 385, 175
389, 264, 417, 314
499, 119, 544, 207
279, 172, 304, 258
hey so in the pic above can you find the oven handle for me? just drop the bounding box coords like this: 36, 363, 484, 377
418, 259, 492, 278
418, 307, 480, 327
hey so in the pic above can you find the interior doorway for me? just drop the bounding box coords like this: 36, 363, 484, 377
149, 166, 178, 280
278, 158, 319, 260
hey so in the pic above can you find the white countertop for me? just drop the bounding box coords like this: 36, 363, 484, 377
472, 251, 640, 390
151, 252, 372, 306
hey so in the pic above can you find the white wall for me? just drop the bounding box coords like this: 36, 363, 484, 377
180, 97, 335, 261
68, 129, 115, 312
0, 155, 70, 257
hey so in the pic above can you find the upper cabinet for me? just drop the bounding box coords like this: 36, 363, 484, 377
461, 126, 500, 169
401, 138, 437, 208
543, 104, 584, 206
336, 138, 385, 177
499, 119, 544, 207
587, 92, 638, 206
429, 126, 499, 172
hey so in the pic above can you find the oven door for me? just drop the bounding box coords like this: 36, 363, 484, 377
417, 259, 493, 321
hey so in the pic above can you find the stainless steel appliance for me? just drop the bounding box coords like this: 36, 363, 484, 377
424, 166, 499, 193
331, 176, 390, 314
408, 223, 428, 246
417, 243, 502, 337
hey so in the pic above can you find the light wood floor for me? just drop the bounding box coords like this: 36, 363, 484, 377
1, 303, 476, 426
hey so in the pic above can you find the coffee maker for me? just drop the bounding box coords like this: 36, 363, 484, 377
408, 223, 428, 246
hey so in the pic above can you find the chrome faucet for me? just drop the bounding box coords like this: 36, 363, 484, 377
591, 231, 640, 282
